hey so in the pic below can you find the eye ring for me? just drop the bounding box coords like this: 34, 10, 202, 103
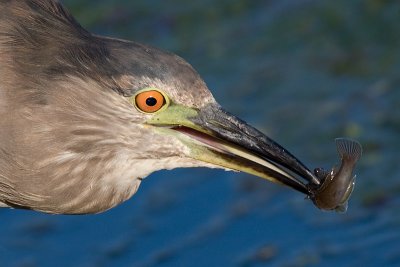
133, 88, 169, 113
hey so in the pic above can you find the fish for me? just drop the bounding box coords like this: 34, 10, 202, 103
308, 138, 362, 212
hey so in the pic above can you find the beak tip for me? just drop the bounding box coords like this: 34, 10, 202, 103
307, 170, 321, 186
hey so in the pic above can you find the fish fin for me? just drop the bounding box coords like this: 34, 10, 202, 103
335, 176, 356, 213
335, 202, 348, 213
345, 176, 356, 199
335, 138, 362, 162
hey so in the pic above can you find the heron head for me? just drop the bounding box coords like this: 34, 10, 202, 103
95, 39, 319, 194
1, 0, 319, 214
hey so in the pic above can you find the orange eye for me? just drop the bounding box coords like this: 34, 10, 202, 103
135, 90, 165, 113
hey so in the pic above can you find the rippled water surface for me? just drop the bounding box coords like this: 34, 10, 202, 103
1, 0, 399, 266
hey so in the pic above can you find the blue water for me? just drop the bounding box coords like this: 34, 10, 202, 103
1, 0, 400, 266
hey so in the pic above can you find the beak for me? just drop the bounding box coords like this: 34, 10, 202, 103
147, 103, 319, 194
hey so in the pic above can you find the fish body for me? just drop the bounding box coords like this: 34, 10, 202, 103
309, 138, 362, 212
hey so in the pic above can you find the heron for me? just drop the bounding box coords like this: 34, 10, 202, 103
0, 0, 319, 214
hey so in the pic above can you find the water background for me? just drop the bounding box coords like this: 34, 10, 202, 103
1, 0, 399, 266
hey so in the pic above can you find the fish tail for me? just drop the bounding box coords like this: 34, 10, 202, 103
335, 138, 362, 162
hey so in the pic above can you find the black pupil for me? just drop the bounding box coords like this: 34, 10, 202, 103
146, 97, 157, 107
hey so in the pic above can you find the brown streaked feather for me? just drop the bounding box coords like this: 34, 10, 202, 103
0, 0, 144, 213
0, 0, 125, 95
0, 0, 214, 214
